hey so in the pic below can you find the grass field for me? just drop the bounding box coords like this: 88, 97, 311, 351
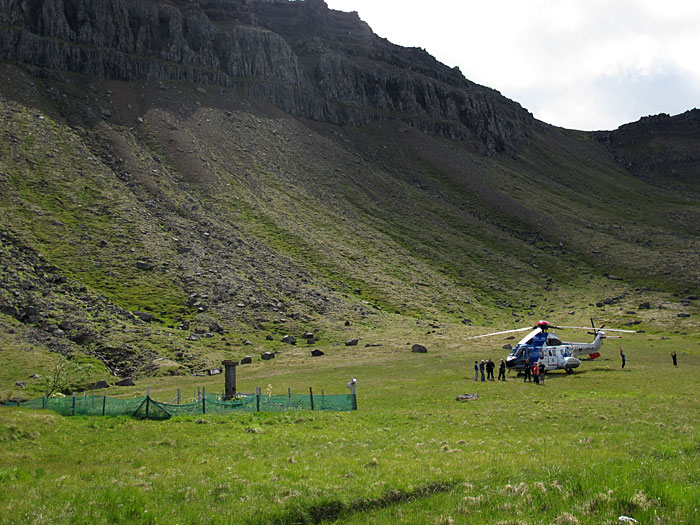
1, 320, 699, 524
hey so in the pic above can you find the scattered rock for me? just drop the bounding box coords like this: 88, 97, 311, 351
281, 335, 297, 345
411, 344, 428, 353
89, 380, 110, 390
136, 260, 153, 271
503, 344, 512, 350
187, 333, 201, 341
311, 349, 324, 357
240, 355, 253, 365
15, 381, 26, 388
265, 334, 274, 341
134, 311, 155, 323
29, 373, 41, 379
677, 312, 691, 318
115, 378, 135, 387
456, 393, 478, 402
243, 340, 253, 346
261, 351, 275, 361
345, 338, 359, 346
344, 320, 351, 326
208, 368, 221, 375
208, 321, 224, 333
639, 302, 651, 309
302, 332, 314, 339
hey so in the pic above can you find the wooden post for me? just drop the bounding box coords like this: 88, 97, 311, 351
309, 387, 314, 411
177, 388, 181, 404
256, 387, 261, 412
42, 395, 46, 409
145, 387, 150, 419
72, 392, 76, 416
322, 389, 325, 409
102, 395, 107, 416
347, 379, 358, 411
202, 386, 206, 414
288, 387, 291, 407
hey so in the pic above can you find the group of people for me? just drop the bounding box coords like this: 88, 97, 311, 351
474, 359, 506, 382
473, 358, 546, 384
521, 358, 547, 385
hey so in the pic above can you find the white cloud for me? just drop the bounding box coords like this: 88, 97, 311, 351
325, 0, 700, 130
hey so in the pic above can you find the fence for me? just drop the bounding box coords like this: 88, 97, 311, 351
15, 388, 357, 420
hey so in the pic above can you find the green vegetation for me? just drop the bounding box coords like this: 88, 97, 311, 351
1, 326, 698, 523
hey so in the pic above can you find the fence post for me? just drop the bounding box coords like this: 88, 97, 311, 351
42, 395, 46, 409
256, 387, 261, 412
145, 387, 151, 419
102, 394, 107, 416
72, 392, 76, 416
288, 387, 291, 408
309, 387, 314, 411
202, 386, 206, 414
17, 396, 21, 407
177, 389, 181, 404
347, 379, 358, 411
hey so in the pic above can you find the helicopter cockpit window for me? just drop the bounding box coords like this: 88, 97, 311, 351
547, 337, 562, 346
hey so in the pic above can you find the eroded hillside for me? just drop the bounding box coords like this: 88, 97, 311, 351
0, 0, 698, 392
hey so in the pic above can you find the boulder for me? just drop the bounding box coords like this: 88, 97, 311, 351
456, 393, 479, 402
411, 344, 428, 353
136, 260, 153, 271
345, 338, 359, 346
208, 321, 224, 333
503, 344, 513, 350
240, 355, 253, 365
261, 352, 275, 361
677, 312, 691, 318
265, 334, 275, 341
89, 380, 110, 390
15, 381, 26, 388
281, 335, 297, 345
115, 378, 136, 387
134, 311, 155, 323
311, 349, 324, 357
639, 302, 652, 309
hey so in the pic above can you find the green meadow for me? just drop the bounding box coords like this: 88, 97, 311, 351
1, 321, 699, 524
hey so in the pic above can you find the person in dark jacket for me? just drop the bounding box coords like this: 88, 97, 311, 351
486, 359, 495, 380
538, 361, 546, 384
671, 351, 677, 367
523, 359, 531, 382
474, 360, 479, 381
498, 359, 506, 381
620, 347, 626, 369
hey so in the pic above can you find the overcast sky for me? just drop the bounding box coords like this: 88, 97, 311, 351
324, 0, 700, 131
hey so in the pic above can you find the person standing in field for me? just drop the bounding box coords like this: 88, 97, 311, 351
532, 361, 540, 385
498, 359, 506, 381
538, 361, 545, 385
486, 358, 495, 380
671, 351, 677, 367
474, 360, 479, 381
620, 347, 626, 369
479, 360, 486, 382
523, 358, 531, 382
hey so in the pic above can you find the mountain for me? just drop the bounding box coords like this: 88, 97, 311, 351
1, 0, 698, 389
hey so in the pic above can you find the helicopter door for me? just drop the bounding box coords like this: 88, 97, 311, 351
546, 349, 557, 370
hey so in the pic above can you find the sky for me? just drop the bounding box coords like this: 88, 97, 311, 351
324, 0, 700, 131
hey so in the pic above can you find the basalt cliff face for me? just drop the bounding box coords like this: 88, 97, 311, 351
0, 0, 532, 152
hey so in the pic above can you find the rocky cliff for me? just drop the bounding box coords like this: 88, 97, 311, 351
598, 109, 700, 186
0, 0, 533, 152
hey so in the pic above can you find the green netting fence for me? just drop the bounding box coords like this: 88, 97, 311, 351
15, 391, 356, 419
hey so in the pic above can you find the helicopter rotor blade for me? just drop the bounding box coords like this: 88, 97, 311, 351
466, 327, 534, 340
554, 325, 638, 333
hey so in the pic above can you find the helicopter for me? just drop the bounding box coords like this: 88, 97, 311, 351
468, 319, 637, 374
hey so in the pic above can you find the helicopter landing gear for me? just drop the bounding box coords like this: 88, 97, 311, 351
565, 368, 573, 374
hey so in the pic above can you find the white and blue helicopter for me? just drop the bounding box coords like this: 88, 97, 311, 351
468, 319, 637, 374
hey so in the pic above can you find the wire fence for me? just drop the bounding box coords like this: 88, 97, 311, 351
15, 389, 357, 420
